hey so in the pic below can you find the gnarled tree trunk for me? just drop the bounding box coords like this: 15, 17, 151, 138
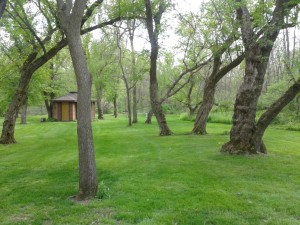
221, 0, 297, 154
221, 50, 269, 154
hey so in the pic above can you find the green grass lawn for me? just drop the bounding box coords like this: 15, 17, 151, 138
0, 115, 300, 225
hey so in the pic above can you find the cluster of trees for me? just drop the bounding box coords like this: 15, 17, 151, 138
0, 0, 299, 199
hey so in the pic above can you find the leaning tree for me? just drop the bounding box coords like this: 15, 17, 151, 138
221, 0, 299, 154
189, 0, 245, 135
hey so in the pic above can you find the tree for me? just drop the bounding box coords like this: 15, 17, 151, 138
0, 0, 60, 144
0, 0, 7, 18
88, 34, 119, 120
116, 25, 134, 126
57, 0, 98, 200
0, 0, 129, 144
221, 0, 299, 154
144, 0, 172, 135
254, 78, 300, 153
188, 0, 245, 135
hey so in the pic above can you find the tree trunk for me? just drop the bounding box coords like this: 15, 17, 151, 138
221, 0, 296, 154
193, 84, 216, 135
145, 109, 153, 124
144, 0, 172, 136
44, 99, 51, 119
96, 86, 104, 120
254, 80, 300, 153
57, 0, 98, 200
69, 33, 98, 199
132, 85, 138, 123
126, 88, 132, 126
193, 55, 244, 135
0, 39, 67, 144
113, 94, 118, 118
128, 21, 138, 124
44, 92, 55, 120
116, 28, 132, 126
188, 106, 197, 118
20, 96, 28, 124
221, 51, 269, 154
0, 68, 33, 144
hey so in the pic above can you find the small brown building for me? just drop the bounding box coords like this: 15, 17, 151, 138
52, 92, 95, 121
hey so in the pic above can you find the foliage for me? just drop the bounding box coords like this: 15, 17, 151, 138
179, 112, 195, 121
0, 115, 300, 224
96, 181, 111, 200
207, 111, 233, 125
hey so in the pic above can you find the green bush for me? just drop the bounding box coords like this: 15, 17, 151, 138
207, 112, 232, 124
96, 181, 110, 200
179, 112, 195, 121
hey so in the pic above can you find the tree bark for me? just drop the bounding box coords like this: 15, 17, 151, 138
221, 49, 269, 154
57, 0, 98, 200
221, 0, 297, 154
0, 65, 36, 144
129, 21, 138, 124
0, 0, 7, 19
193, 54, 244, 135
145, 109, 153, 124
144, 0, 172, 136
20, 96, 28, 124
193, 58, 222, 135
44, 91, 55, 119
116, 27, 132, 126
96, 86, 104, 120
254, 80, 300, 153
132, 85, 138, 123
113, 94, 118, 118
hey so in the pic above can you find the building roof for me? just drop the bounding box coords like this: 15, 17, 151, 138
52, 92, 96, 103
52, 92, 78, 102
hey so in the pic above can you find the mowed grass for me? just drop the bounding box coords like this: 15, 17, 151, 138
0, 115, 300, 225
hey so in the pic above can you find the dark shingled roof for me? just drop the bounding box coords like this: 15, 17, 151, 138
52, 92, 78, 102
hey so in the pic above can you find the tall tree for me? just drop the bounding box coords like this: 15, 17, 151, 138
144, 0, 172, 135
189, 0, 245, 135
128, 18, 139, 123
88, 35, 119, 120
221, 0, 299, 154
116, 26, 134, 126
57, 0, 98, 200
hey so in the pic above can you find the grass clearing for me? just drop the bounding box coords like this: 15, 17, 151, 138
0, 115, 300, 224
